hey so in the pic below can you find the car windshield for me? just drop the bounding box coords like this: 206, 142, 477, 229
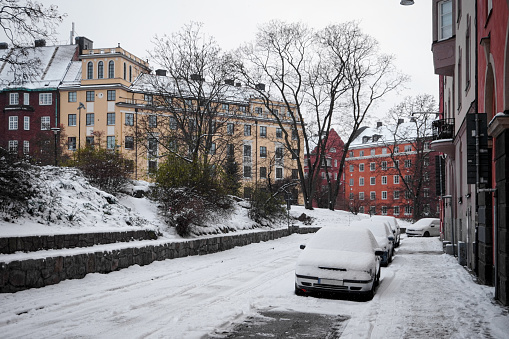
306, 227, 374, 253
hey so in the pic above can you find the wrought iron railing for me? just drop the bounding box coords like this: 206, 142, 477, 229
432, 118, 455, 140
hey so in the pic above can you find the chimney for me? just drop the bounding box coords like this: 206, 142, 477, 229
75, 36, 93, 54
155, 69, 167, 76
255, 83, 265, 91
34, 39, 46, 47
377, 122, 382, 128
0, 42, 8, 49
225, 79, 234, 85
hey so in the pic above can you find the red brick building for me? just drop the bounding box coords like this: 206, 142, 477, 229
0, 43, 78, 163
345, 121, 440, 220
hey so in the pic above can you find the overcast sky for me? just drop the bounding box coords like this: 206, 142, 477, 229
21, 0, 438, 120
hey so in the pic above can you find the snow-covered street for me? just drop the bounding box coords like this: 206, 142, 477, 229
0, 233, 507, 338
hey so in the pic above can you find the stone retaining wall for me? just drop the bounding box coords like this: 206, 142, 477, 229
0, 226, 319, 293
0, 230, 159, 254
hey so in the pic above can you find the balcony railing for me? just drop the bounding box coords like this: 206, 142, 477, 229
432, 118, 455, 140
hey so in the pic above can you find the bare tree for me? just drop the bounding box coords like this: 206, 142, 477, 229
0, 0, 65, 84
238, 20, 406, 210
381, 94, 440, 220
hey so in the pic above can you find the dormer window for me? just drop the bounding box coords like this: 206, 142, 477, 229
362, 136, 370, 143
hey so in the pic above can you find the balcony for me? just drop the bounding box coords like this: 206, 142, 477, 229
431, 37, 455, 76
430, 118, 455, 158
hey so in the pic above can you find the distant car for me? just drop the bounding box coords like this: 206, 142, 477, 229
352, 219, 395, 266
295, 226, 383, 300
371, 216, 401, 247
406, 218, 441, 237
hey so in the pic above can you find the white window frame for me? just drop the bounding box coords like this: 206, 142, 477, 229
39, 93, 52, 105
370, 177, 376, 185
8, 140, 18, 152
8, 116, 18, 130
23, 140, 29, 154
9, 92, 19, 105
382, 191, 388, 200
24, 93, 30, 105
382, 176, 387, 185
24, 116, 30, 130
394, 175, 400, 184
438, 0, 453, 41
41, 116, 50, 130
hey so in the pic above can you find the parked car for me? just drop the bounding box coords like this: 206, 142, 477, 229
406, 218, 441, 237
295, 226, 383, 300
352, 219, 395, 266
371, 215, 401, 247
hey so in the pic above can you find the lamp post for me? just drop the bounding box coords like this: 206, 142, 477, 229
50, 127, 60, 166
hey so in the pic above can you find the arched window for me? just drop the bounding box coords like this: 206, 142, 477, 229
123, 63, 126, 80
129, 65, 132, 82
87, 62, 93, 79
108, 60, 115, 78
97, 61, 104, 79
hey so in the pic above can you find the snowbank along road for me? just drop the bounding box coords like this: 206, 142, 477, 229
0, 234, 508, 338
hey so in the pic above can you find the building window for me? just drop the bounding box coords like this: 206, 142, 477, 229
405, 190, 412, 200
276, 167, 283, 179
349, 178, 354, 186
382, 206, 388, 216
382, 148, 387, 154
359, 192, 365, 200
145, 94, 153, 106
98, 61, 104, 79
381, 161, 387, 170
41, 116, 50, 130
370, 162, 376, 171
125, 113, 134, 126
68, 137, 76, 150
148, 138, 158, 156
276, 128, 282, 138
370, 192, 376, 200
359, 163, 365, 172
123, 63, 127, 80
23, 140, 29, 154
260, 146, 267, 158
359, 177, 365, 186
39, 93, 52, 105
439, 0, 453, 41
68, 92, 77, 102
107, 113, 115, 125
68, 114, 76, 126
24, 116, 30, 130
260, 167, 267, 178
382, 191, 387, 200
382, 176, 387, 185
260, 126, 267, 137
370, 149, 375, 156
394, 206, 400, 215
107, 136, 116, 149
370, 177, 376, 185
394, 191, 400, 199
424, 188, 430, 198
227, 123, 234, 135
86, 136, 94, 146
359, 206, 365, 214
349, 151, 354, 157
349, 192, 355, 200
86, 113, 94, 126
86, 91, 95, 102
360, 150, 365, 156
149, 115, 157, 128
244, 124, 251, 136
87, 62, 93, 79
9, 92, 19, 105
23, 92, 29, 105
292, 129, 298, 140
394, 175, 400, 184
404, 205, 412, 215
334, 159, 338, 167
275, 147, 284, 159
243, 144, 251, 157
239, 106, 247, 114
8, 140, 18, 153
108, 60, 115, 78
394, 146, 399, 153
129, 65, 132, 82
404, 145, 412, 152
292, 169, 299, 180
255, 107, 263, 115
8, 116, 18, 130
394, 160, 400, 169
404, 175, 412, 183
244, 166, 252, 178
349, 164, 354, 172
148, 160, 157, 174
321, 172, 326, 179
107, 90, 116, 101
405, 159, 412, 168
124, 136, 134, 150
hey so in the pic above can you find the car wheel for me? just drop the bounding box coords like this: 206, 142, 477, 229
423, 231, 430, 237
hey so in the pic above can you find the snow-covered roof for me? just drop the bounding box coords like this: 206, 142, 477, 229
0, 44, 78, 90
350, 119, 434, 149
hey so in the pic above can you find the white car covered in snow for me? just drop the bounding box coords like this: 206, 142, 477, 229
351, 219, 395, 266
371, 215, 401, 247
295, 226, 383, 300
406, 218, 441, 237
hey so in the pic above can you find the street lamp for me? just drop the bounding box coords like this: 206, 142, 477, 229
50, 127, 60, 166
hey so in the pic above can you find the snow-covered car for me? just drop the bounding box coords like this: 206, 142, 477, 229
406, 218, 441, 237
371, 215, 401, 247
352, 219, 395, 266
295, 226, 383, 300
